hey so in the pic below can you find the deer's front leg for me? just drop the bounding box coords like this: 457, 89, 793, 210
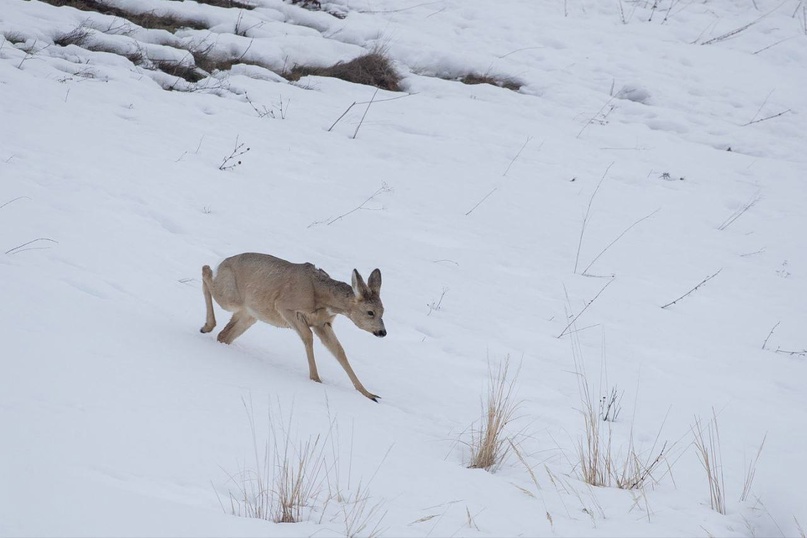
283, 311, 321, 383
313, 323, 379, 402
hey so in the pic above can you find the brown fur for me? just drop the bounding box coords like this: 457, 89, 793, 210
201, 253, 385, 401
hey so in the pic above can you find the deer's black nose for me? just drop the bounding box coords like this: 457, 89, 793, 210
374, 329, 387, 338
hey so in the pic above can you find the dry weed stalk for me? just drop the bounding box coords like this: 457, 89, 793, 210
222, 399, 387, 534
692, 411, 726, 514
740, 433, 766, 502
225, 401, 328, 523
571, 333, 669, 490
467, 358, 521, 472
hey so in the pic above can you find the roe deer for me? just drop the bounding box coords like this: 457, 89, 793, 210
200, 253, 386, 401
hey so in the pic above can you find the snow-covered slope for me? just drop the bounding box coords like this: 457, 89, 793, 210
2, 0, 806, 536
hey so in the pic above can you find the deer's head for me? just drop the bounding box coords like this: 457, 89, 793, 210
348, 269, 386, 337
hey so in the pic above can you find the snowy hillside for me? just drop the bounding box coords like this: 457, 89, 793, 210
2, 0, 806, 536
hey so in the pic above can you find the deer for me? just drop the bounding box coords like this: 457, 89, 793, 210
200, 252, 386, 401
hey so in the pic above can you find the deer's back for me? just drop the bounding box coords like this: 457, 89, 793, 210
217, 253, 319, 322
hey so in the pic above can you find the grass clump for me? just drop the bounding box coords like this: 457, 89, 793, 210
459, 73, 522, 91
39, 0, 208, 32
692, 411, 726, 514
3, 31, 29, 45
221, 399, 387, 534
465, 357, 521, 472
286, 52, 402, 92
170, 0, 256, 9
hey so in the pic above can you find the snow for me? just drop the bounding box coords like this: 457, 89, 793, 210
2, 0, 806, 536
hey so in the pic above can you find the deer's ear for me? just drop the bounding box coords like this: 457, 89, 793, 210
351, 269, 368, 298
367, 269, 382, 294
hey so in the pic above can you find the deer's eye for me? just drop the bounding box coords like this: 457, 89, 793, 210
367, 311, 375, 317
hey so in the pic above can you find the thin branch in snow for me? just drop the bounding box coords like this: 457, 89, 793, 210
328, 93, 414, 133
352, 88, 379, 139
0, 196, 31, 210
700, 4, 783, 45
582, 208, 661, 276
660, 268, 723, 309
308, 183, 392, 228
774, 348, 807, 357
574, 162, 613, 274
746, 89, 774, 125
427, 287, 448, 316
503, 137, 533, 177
718, 192, 760, 231
464, 187, 498, 216
5, 237, 58, 255
218, 136, 250, 171
557, 278, 614, 338
741, 109, 792, 126
577, 97, 617, 139
762, 321, 780, 350
753, 36, 795, 55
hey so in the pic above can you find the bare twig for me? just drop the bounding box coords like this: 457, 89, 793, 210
661, 268, 722, 309
741, 109, 792, 126
465, 138, 539, 216
219, 136, 250, 171
427, 287, 448, 316
328, 101, 358, 132
5, 237, 58, 255
662, 0, 681, 23
352, 88, 379, 140
582, 208, 661, 275
328, 93, 413, 133
762, 321, 780, 350
574, 163, 613, 273
577, 98, 616, 139
753, 36, 795, 55
309, 183, 392, 228
502, 137, 533, 177
0, 196, 31, 210
465, 187, 497, 216
746, 89, 774, 124
244, 92, 287, 119
599, 386, 623, 422
718, 192, 760, 231
701, 4, 783, 45
558, 278, 614, 338
774, 347, 807, 357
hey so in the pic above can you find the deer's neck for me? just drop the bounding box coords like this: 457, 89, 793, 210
314, 272, 355, 315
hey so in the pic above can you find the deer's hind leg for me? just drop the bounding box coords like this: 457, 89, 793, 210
200, 265, 217, 333
217, 310, 257, 344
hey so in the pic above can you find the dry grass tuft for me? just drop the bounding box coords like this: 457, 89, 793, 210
571, 333, 669, 490
222, 399, 387, 534
39, 0, 208, 32
151, 58, 207, 83
54, 26, 92, 48
459, 73, 522, 91
3, 31, 28, 45
225, 402, 328, 524
466, 357, 521, 472
286, 51, 402, 92
692, 411, 726, 515
289, 0, 347, 19
740, 433, 766, 502
172, 0, 256, 10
